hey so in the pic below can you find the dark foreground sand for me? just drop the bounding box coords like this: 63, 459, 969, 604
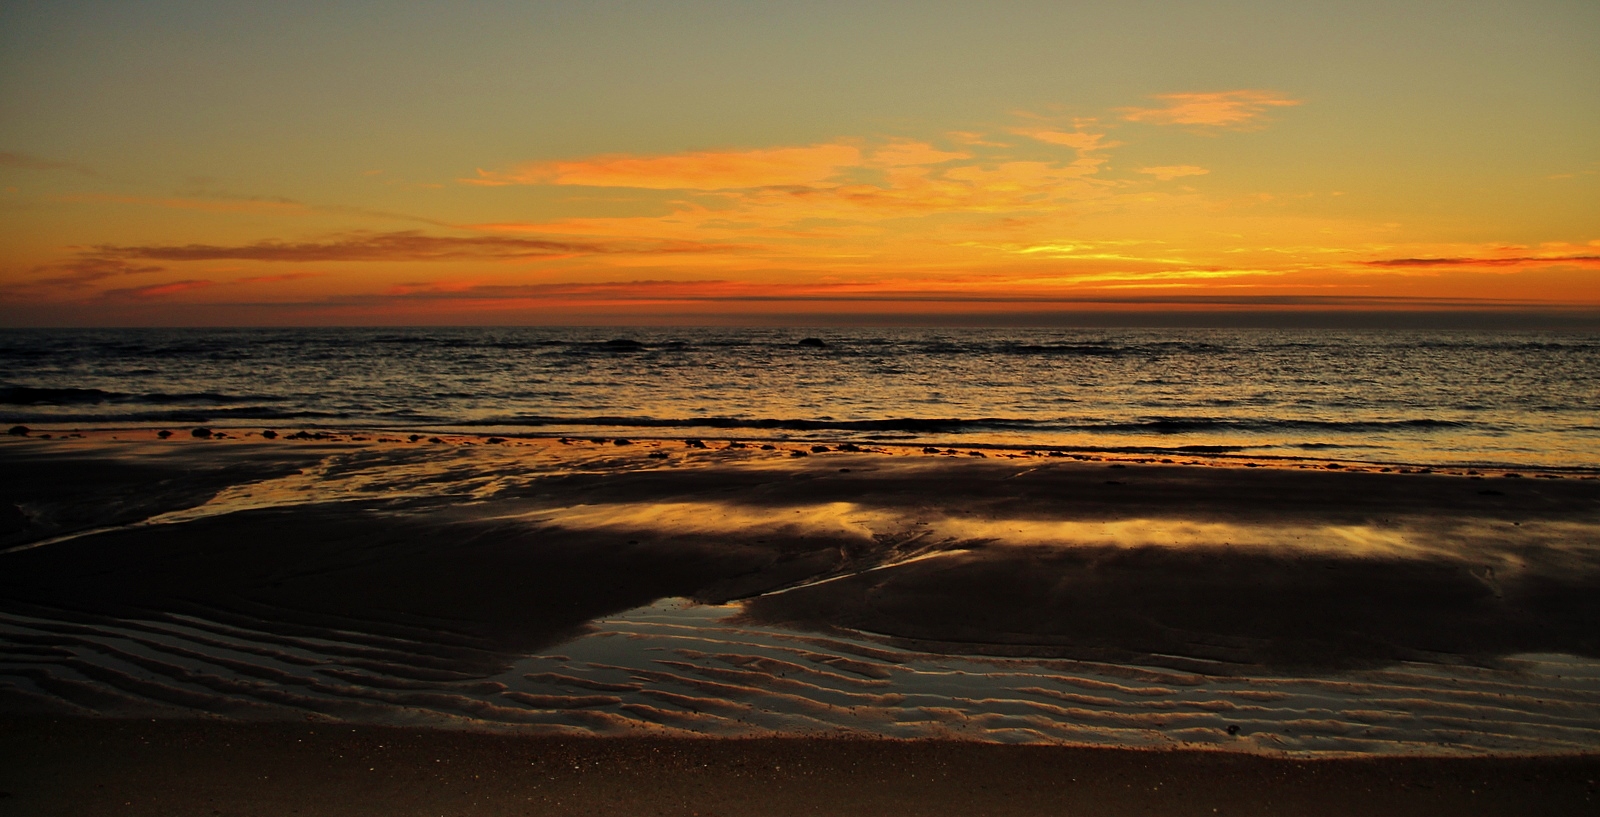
3, 431, 1600, 813
2, 718, 1596, 816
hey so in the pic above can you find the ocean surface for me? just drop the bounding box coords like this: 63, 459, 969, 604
3, 327, 1597, 468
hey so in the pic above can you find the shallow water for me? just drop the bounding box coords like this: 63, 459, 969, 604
4, 327, 1597, 467
4, 438, 1599, 754
4, 595, 1597, 757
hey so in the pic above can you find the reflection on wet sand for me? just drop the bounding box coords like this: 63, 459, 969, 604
2, 435, 1598, 755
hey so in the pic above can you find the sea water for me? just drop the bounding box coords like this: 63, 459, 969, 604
3, 326, 1597, 468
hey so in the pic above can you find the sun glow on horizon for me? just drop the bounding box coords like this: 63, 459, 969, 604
2, 1, 1596, 326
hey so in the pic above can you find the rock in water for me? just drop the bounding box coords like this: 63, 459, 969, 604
6, 425, 28, 437
797, 337, 827, 348
191, 427, 213, 439
261, 429, 278, 439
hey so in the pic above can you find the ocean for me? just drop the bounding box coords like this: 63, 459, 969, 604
3, 326, 1597, 468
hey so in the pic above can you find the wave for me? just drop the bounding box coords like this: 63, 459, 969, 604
0, 386, 279, 406
1085, 417, 1469, 434
0, 407, 353, 424
456, 414, 1474, 436
467, 415, 1041, 433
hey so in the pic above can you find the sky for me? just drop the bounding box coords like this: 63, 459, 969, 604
1, 0, 1597, 327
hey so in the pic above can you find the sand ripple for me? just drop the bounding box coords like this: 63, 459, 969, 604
4, 598, 1598, 756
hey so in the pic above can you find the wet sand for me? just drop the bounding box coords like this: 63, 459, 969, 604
3, 431, 1599, 810
1, 718, 1596, 817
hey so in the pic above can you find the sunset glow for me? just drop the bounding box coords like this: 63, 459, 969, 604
2, 1, 1596, 326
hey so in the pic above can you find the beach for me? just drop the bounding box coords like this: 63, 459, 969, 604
6, 0, 1599, 810
2, 430, 1598, 813
3, 718, 1597, 816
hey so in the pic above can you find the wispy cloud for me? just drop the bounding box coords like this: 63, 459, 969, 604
0, 150, 97, 176
1009, 127, 1114, 151
249, 278, 1571, 311
869, 141, 970, 167
91, 230, 729, 263
1121, 91, 1301, 131
235, 272, 327, 284
101, 279, 216, 299
55, 191, 462, 229
28, 257, 167, 289
55, 193, 306, 215
466, 143, 864, 189
1363, 255, 1600, 269
1138, 165, 1209, 181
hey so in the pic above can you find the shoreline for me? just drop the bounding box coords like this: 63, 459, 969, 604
7, 423, 1599, 478
4, 431, 1599, 761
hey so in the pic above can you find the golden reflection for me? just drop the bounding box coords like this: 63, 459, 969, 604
519, 499, 1600, 573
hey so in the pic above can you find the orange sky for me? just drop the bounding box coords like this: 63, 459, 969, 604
2, 2, 1596, 326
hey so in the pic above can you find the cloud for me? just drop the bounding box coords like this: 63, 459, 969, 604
869, 141, 970, 167
1138, 165, 1210, 181
235, 272, 327, 284
456, 117, 1129, 250
467, 143, 863, 190
1121, 91, 1301, 130
56, 193, 305, 215
92, 230, 727, 263
1010, 128, 1112, 151
255, 278, 1574, 312
28, 257, 166, 289
101, 279, 216, 299
1363, 255, 1600, 269
0, 150, 96, 176
55, 191, 461, 229
946, 131, 1009, 147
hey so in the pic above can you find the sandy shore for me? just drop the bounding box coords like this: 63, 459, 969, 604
1, 717, 1596, 816
3, 429, 1599, 810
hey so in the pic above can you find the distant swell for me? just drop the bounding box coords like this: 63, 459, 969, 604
473, 416, 1040, 433
464, 415, 1472, 435
0, 407, 351, 424
1088, 417, 1469, 434
0, 386, 275, 407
